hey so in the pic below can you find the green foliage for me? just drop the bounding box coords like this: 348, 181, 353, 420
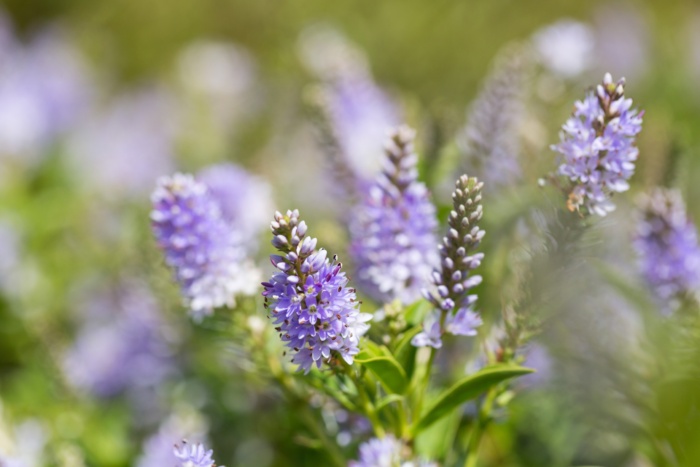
414, 365, 534, 433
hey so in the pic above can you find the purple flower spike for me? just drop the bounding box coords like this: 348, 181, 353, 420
349, 126, 439, 305
634, 188, 700, 310
262, 210, 371, 373
173, 440, 218, 467
151, 172, 260, 318
551, 73, 643, 216
414, 175, 484, 348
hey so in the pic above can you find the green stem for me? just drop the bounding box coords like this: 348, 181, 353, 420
412, 310, 447, 436
262, 329, 346, 467
463, 388, 497, 467
347, 365, 385, 438
397, 398, 409, 439
413, 348, 437, 429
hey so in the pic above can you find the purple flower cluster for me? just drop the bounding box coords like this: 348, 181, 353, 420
322, 74, 401, 183
300, 26, 400, 196
552, 73, 643, 216
349, 435, 437, 467
62, 280, 175, 398
413, 175, 485, 349
151, 170, 261, 317
173, 441, 217, 467
349, 126, 439, 305
262, 210, 371, 373
634, 188, 700, 308
0, 13, 92, 164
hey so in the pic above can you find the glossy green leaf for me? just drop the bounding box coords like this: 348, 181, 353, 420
393, 326, 421, 380
415, 365, 534, 432
403, 299, 433, 325
376, 394, 405, 412
356, 355, 409, 394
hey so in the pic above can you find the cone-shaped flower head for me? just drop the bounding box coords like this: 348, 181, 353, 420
262, 210, 371, 373
349, 435, 437, 467
151, 171, 261, 318
349, 126, 439, 305
634, 188, 700, 308
173, 441, 217, 467
551, 73, 643, 216
413, 175, 485, 348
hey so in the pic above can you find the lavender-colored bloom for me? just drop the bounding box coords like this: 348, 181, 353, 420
459, 46, 528, 193
322, 75, 401, 183
151, 172, 261, 317
634, 188, 700, 308
262, 210, 371, 373
413, 175, 484, 348
0, 23, 92, 163
173, 441, 217, 467
197, 163, 273, 250
349, 126, 439, 305
350, 435, 437, 467
410, 311, 443, 349
445, 308, 483, 337
551, 73, 643, 216
300, 26, 400, 192
62, 280, 175, 398
68, 88, 176, 199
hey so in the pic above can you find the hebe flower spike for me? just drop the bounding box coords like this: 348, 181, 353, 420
551, 73, 643, 216
349, 125, 439, 305
262, 210, 371, 373
413, 175, 485, 348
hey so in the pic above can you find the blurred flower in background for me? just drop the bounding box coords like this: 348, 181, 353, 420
151, 167, 265, 317
300, 25, 401, 187
67, 87, 178, 200
349, 126, 438, 305
62, 279, 177, 399
197, 163, 273, 250
0, 16, 92, 168
635, 188, 700, 309
532, 20, 594, 78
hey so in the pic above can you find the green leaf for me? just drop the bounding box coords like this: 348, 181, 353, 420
414, 365, 534, 433
376, 394, 405, 412
393, 326, 421, 380
356, 354, 409, 394
403, 299, 433, 325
